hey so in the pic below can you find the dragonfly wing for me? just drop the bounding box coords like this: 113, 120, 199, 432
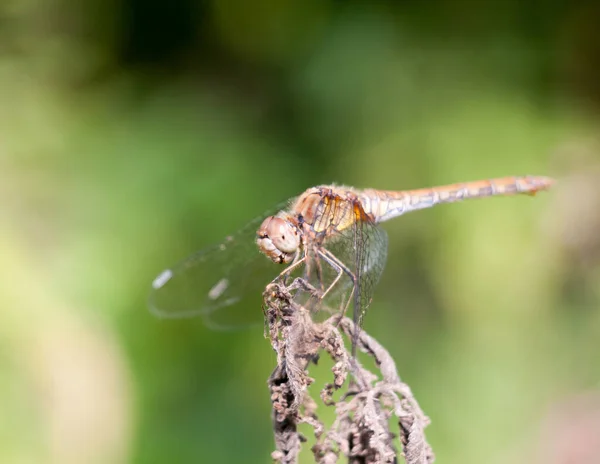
148, 203, 288, 330
351, 217, 389, 329
321, 216, 389, 327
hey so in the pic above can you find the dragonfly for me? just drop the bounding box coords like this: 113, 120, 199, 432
149, 176, 554, 334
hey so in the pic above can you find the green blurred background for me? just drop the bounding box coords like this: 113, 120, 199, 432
2, 1, 600, 463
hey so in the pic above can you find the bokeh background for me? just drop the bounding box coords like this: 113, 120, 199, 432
2, 1, 600, 463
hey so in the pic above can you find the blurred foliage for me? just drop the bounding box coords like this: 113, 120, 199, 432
1, 1, 600, 463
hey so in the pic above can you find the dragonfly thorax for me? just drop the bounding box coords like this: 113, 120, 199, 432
256, 215, 301, 264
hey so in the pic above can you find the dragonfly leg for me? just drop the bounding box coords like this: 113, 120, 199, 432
317, 247, 357, 302
335, 282, 355, 325
273, 252, 306, 285
313, 251, 326, 293
315, 247, 358, 327
290, 276, 322, 299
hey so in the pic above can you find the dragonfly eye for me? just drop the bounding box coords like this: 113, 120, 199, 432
256, 216, 300, 263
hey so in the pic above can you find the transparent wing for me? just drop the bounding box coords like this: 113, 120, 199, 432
325, 213, 389, 327
303, 194, 388, 332
148, 202, 289, 330
351, 213, 389, 328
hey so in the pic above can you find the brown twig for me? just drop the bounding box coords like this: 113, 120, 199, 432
264, 279, 435, 464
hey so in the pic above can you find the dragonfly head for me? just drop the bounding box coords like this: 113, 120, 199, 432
256, 215, 301, 264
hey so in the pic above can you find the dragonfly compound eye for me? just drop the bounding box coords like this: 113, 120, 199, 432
256, 216, 300, 263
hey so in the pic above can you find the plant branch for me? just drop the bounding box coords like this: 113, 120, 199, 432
264, 279, 435, 464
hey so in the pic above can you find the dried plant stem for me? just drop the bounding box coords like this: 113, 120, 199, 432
264, 279, 435, 464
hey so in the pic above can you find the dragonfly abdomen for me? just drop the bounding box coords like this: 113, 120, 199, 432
361, 175, 554, 223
